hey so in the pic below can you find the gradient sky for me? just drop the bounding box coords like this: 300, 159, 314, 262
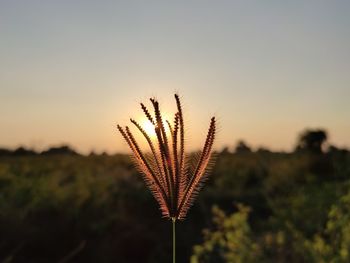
1, 1, 349, 153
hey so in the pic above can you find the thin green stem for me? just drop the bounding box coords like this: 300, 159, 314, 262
172, 218, 176, 263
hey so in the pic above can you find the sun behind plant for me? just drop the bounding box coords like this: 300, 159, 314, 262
117, 94, 216, 263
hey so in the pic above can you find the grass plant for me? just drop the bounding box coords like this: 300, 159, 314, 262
117, 94, 216, 262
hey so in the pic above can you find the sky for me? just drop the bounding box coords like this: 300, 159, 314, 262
1, 0, 349, 154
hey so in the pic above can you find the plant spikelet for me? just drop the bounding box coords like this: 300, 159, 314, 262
117, 94, 216, 220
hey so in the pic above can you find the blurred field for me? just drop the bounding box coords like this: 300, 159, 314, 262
0, 136, 350, 262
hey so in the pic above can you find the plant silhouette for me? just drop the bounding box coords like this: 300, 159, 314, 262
117, 94, 216, 263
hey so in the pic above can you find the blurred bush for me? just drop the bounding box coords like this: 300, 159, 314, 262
0, 140, 349, 262
191, 204, 260, 263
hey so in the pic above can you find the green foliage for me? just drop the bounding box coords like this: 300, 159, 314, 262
191, 204, 260, 263
0, 155, 160, 262
304, 184, 350, 262
0, 149, 349, 262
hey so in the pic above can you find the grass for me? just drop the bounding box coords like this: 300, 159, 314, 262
117, 94, 216, 262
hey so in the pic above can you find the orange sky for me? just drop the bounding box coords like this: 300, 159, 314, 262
1, 1, 349, 154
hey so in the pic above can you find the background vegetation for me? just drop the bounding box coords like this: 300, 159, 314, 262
0, 129, 349, 262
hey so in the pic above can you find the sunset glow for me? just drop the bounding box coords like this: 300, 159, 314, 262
0, 1, 349, 153
141, 119, 156, 138
139, 113, 172, 139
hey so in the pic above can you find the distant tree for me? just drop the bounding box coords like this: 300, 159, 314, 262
296, 129, 328, 153
220, 146, 231, 155
235, 140, 252, 154
12, 147, 37, 156
256, 147, 271, 154
89, 150, 97, 156
328, 145, 349, 155
0, 148, 13, 156
41, 145, 79, 156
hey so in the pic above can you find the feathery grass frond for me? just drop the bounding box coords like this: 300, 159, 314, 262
140, 103, 155, 125
117, 94, 216, 220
